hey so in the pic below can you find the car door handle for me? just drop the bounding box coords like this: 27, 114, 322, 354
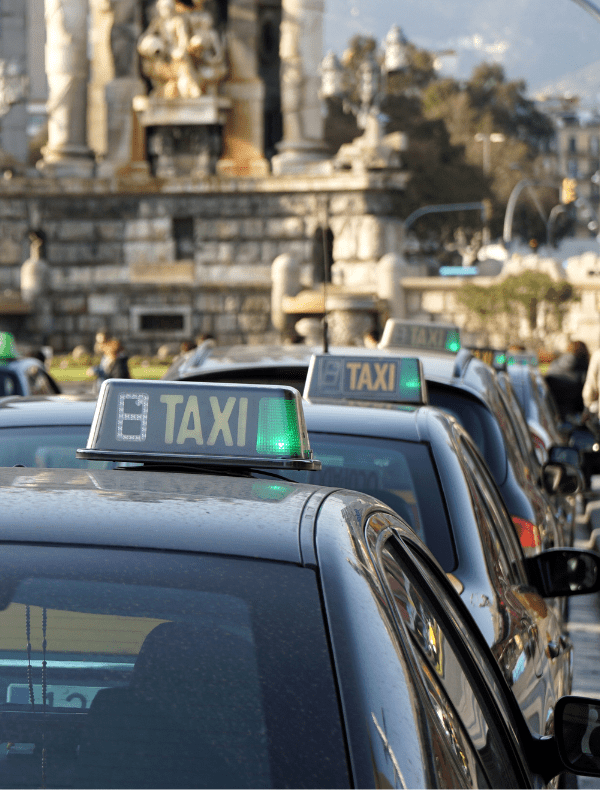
546, 635, 569, 659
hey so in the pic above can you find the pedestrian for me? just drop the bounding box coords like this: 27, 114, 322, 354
546, 340, 590, 420
88, 338, 131, 389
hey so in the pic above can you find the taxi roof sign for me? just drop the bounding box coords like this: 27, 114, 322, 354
468, 348, 507, 371
77, 379, 321, 470
304, 354, 427, 405
507, 351, 539, 367
0, 332, 17, 361
378, 319, 461, 353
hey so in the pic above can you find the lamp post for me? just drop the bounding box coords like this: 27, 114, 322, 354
474, 132, 505, 175
320, 26, 408, 146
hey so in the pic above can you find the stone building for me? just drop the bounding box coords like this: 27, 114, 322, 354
0, 0, 422, 354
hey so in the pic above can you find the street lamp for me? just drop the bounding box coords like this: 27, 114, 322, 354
320, 27, 407, 143
474, 132, 505, 175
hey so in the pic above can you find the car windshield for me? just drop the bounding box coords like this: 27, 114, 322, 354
427, 386, 508, 487
0, 427, 108, 470
0, 545, 349, 790
287, 432, 456, 571
0, 370, 21, 397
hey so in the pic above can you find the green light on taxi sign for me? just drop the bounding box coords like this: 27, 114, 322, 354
256, 397, 303, 457
304, 354, 427, 405
444, 329, 461, 353
379, 319, 461, 354
77, 379, 320, 471
398, 358, 422, 399
0, 332, 17, 360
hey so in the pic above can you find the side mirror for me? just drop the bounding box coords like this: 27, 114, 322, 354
542, 461, 583, 495
547, 445, 581, 467
555, 696, 600, 777
557, 421, 574, 437
525, 548, 600, 597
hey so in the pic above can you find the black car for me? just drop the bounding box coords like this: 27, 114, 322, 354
293, 353, 600, 745
165, 336, 576, 555
0, 377, 599, 789
0, 333, 60, 398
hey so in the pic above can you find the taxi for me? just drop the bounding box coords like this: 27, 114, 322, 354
162, 328, 579, 555
293, 352, 600, 745
378, 321, 578, 554
1, 377, 600, 789
460, 347, 581, 548
0, 333, 60, 397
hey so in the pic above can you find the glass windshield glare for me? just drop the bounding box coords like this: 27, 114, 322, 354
0, 545, 347, 790
427, 387, 508, 487
288, 433, 456, 571
0, 427, 108, 470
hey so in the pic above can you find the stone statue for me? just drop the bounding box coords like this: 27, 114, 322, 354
21, 232, 49, 303
137, 0, 226, 99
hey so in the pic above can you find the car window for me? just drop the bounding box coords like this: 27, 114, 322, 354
287, 432, 456, 571
427, 386, 508, 486
0, 545, 349, 790
454, 431, 524, 585
0, 370, 21, 397
378, 533, 526, 789
0, 427, 110, 470
497, 374, 538, 472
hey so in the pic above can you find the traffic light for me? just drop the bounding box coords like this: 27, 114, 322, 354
561, 178, 577, 204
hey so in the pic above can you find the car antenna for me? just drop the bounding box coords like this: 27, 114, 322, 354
321, 204, 330, 353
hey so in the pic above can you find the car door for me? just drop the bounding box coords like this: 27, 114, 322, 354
364, 514, 535, 788
453, 428, 572, 724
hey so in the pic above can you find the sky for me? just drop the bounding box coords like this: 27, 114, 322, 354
322, 0, 600, 96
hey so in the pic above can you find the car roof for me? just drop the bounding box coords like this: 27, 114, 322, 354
0, 394, 97, 426
303, 400, 435, 442
0, 466, 334, 562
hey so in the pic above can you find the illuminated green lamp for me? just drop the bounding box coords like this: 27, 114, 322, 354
444, 329, 461, 353
398, 358, 423, 404
256, 396, 305, 458
0, 332, 17, 360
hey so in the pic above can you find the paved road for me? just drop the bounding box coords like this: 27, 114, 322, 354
569, 499, 600, 789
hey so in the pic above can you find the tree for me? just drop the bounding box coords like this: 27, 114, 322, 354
456, 270, 577, 346
322, 33, 557, 251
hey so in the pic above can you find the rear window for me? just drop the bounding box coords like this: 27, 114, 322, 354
427, 386, 508, 487
288, 433, 456, 571
0, 427, 108, 470
0, 545, 348, 790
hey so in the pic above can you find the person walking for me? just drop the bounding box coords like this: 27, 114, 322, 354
88, 339, 131, 389
546, 340, 590, 421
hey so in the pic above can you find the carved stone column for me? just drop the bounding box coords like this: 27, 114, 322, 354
271, 0, 328, 175
89, 0, 147, 178
217, 0, 270, 176
39, 0, 94, 176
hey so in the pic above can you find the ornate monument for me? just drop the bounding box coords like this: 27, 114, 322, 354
133, 0, 230, 177
137, 0, 227, 99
